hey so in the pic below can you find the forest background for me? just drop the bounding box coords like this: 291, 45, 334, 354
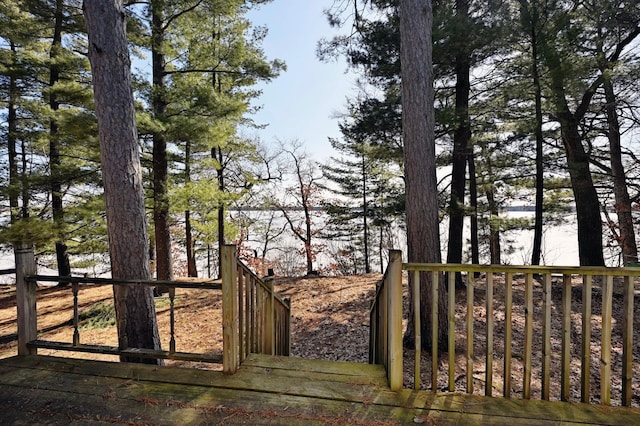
1, 0, 640, 282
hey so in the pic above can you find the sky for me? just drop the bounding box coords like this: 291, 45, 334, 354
246, 0, 356, 161
243, 3, 583, 266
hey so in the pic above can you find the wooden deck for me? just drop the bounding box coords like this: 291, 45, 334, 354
1, 355, 639, 425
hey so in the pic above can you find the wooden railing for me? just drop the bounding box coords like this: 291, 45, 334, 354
25, 276, 224, 362
369, 250, 403, 390
371, 250, 640, 406
14, 244, 290, 372
221, 245, 290, 373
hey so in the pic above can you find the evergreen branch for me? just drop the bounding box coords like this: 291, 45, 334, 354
576, 27, 640, 120
163, 68, 250, 76
162, 0, 205, 32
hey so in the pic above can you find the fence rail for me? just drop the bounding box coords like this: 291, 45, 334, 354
14, 244, 290, 371
371, 252, 640, 406
20, 274, 223, 363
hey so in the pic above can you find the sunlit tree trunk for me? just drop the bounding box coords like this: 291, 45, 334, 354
400, 0, 446, 351
84, 0, 162, 364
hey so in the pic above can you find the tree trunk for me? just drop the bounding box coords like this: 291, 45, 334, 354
543, 35, 605, 266
526, 2, 545, 266
50, 0, 71, 281
215, 147, 226, 278
468, 155, 479, 267
21, 136, 30, 219
8, 42, 19, 223
361, 153, 371, 273
530, 58, 545, 265
303, 199, 314, 274
185, 210, 198, 277
603, 75, 637, 264
560, 118, 605, 266
446, 0, 471, 260
486, 186, 501, 264
446, 0, 471, 288
184, 141, 198, 277
399, 0, 446, 351
151, 0, 173, 285
84, 0, 162, 364
379, 226, 384, 274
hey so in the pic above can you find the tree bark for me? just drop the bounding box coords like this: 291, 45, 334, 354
151, 0, 173, 285
446, 0, 471, 275
559, 117, 605, 266
603, 75, 637, 264
184, 141, 198, 277
215, 147, 226, 278
525, 1, 545, 266
486, 186, 501, 264
399, 0, 446, 351
468, 155, 479, 267
542, 38, 605, 266
50, 0, 71, 281
84, 0, 162, 364
361, 153, 371, 273
8, 42, 19, 223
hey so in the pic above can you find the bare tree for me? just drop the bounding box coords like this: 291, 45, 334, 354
276, 142, 323, 275
84, 0, 162, 363
399, 0, 447, 350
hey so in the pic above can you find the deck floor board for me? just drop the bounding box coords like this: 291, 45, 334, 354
0, 354, 638, 425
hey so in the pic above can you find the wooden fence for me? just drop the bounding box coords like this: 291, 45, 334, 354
14, 244, 290, 372
369, 250, 403, 390
371, 251, 640, 406
221, 245, 290, 373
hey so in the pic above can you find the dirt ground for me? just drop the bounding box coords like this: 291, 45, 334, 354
0, 273, 638, 407
0, 275, 379, 367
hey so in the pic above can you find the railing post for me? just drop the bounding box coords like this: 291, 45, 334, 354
222, 245, 239, 374
387, 250, 403, 391
285, 298, 291, 355
266, 278, 275, 355
622, 274, 634, 406
15, 244, 37, 356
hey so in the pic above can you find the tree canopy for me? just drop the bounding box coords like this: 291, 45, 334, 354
2, 0, 640, 281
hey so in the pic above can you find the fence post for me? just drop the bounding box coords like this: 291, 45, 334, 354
388, 250, 403, 391
15, 244, 37, 356
222, 245, 239, 374
266, 279, 275, 355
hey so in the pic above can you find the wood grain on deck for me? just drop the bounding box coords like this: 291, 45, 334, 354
0, 354, 639, 425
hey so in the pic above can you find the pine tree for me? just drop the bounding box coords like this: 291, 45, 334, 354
1, 0, 103, 271
142, 1, 283, 277
322, 128, 404, 274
